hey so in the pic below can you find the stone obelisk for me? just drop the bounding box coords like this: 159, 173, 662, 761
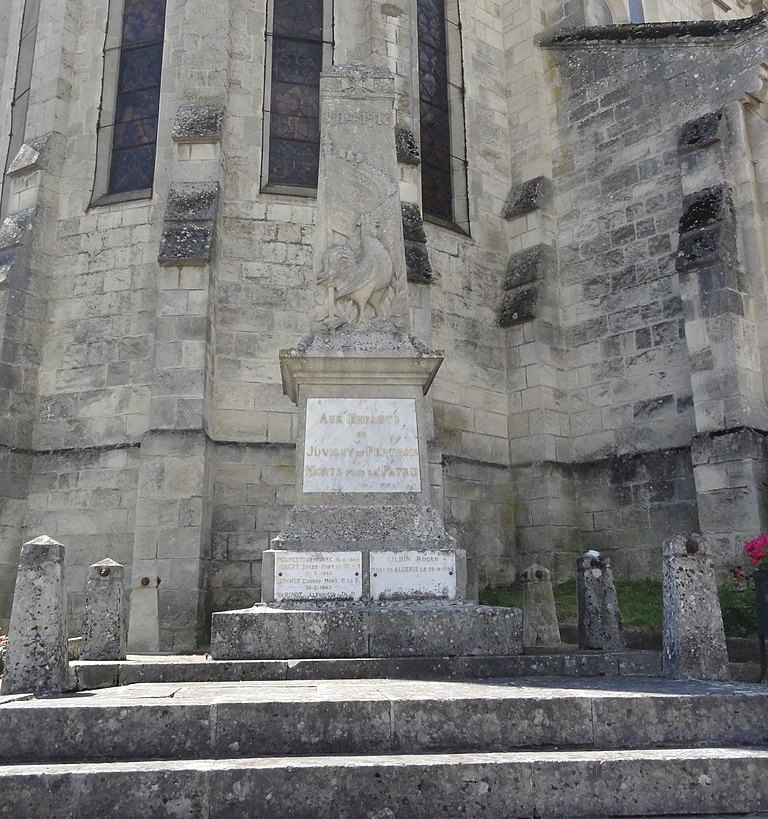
210, 64, 521, 660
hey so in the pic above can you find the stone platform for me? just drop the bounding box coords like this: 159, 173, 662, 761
210, 602, 521, 660
1, 676, 767, 817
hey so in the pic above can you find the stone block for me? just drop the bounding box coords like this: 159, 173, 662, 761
499, 286, 539, 326
172, 104, 224, 143
521, 563, 561, 648
211, 607, 369, 659
502, 176, 550, 220
165, 183, 220, 222
503, 244, 553, 290
394, 127, 420, 165
662, 532, 729, 681
0, 536, 68, 696
576, 550, 624, 651
158, 224, 214, 266
211, 604, 522, 660
679, 111, 723, 151
81, 558, 126, 661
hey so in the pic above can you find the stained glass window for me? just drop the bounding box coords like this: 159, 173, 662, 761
266, 0, 326, 188
418, 0, 453, 221
107, 0, 167, 195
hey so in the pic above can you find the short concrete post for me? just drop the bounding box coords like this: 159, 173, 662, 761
576, 550, 625, 651
663, 532, 729, 681
82, 558, 127, 661
0, 536, 68, 696
521, 563, 560, 647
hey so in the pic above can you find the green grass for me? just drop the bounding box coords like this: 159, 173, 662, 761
480, 578, 757, 637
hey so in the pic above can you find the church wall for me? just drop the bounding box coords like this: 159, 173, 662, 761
1, 0, 766, 638
543, 18, 768, 572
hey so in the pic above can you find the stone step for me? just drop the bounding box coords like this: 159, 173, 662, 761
70, 649, 662, 690
1, 747, 766, 817
2, 677, 767, 765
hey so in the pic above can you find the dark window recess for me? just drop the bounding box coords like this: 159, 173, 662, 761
107, 0, 167, 195
267, 0, 324, 187
417, 0, 452, 221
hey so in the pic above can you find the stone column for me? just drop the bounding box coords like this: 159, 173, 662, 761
82, 558, 126, 661
1, 536, 68, 696
521, 563, 560, 648
662, 532, 729, 681
576, 550, 624, 651
676, 111, 768, 562
127, 0, 228, 653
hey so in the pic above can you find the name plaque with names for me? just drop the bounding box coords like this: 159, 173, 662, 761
273, 551, 363, 602
303, 397, 421, 493
370, 550, 457, 601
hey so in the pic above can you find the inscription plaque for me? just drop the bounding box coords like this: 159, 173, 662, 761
370, 550, 457, 601
273, 551, 363, 602
303, 398, 421, 493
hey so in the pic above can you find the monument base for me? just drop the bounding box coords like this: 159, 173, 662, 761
210, 603, 522, 660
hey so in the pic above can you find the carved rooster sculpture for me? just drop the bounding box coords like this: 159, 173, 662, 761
318, 212, 395, 324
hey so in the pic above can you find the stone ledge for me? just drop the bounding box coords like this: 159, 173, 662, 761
502, 176, 551, 220
538, 13, 768, 46
210, 603, 523, 660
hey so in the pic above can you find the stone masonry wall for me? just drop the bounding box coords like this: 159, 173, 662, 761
2, 0, 766, 638
539, 17, 768, 571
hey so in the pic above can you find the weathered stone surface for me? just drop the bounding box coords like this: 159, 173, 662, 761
1, 748, 766, 817
0, 207, 35, 249
521, 563, 560, 648
404, 242, 433, 283
662, 532, 729, 681
503, 244, 552, 290
158, 223, 214, 265
171, 104, 224, 143
395, 127, 420, 165
272, 505, 456, 550
313, 63, 407, 331
0, 536, 68, 696
679, 111, 723, 150
401, 203, 427, 244
502, 176, 550, 219
165, 183, 220, 222
81, 558, 126, 661
499, 286, 539, 326
576, 550, 625, 651
6, 133, 57, 176
211, 604, 522, 660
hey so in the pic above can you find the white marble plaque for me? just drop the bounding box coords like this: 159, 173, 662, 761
303, 398, 421, 493
273, 551, 363, 602
370, 550, 457, 601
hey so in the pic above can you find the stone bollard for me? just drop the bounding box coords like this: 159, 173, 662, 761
662, 532, 729, 681
521, 563, 560, 647
576, 550, 625, 650
0, 536, 68, 696
82, 558, 127, 661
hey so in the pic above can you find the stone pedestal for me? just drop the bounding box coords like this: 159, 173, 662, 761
662, 532, 729, 681
210, 63, 521, 660
1, 536, 68, 696
82, 558, 126, 661
521, 563, 560, 648
576, 551, 625, 651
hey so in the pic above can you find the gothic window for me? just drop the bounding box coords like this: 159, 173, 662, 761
108, 0, 166, 194
92, 0, 167, 203
417, 0, 468, 229
1, 0, 40, 218
263, 0, 333, 192
628, 0, 645, 22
